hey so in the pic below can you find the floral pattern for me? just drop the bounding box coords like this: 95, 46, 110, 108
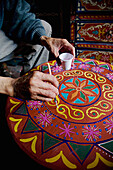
60, 77, 99, 105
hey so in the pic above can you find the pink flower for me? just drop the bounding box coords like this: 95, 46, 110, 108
52, 65, 63, 73
92, 67, 104, 73
101, 55, 109, 62
106, 73, 113, 80
27, 100, 42, 109
79, 64, 90, 70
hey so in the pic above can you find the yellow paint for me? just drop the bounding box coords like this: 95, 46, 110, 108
20, 135, 37, 154
57, 104, 84, 120
45, 151, 77, 169
86, 100, 112, 119
71, 107, 84, 120
102, 84, 113, 92
49, 60, 56, 66
47, 96, 60, 106
84, 71, 106, 83
63, 70, 83, 77
57, 104, 68, 119
31, 65, 40, 71
10, 99, 20, 113
102, 84, 113, 101
95, 100, 112, 110
55, 74, 64, 81
87, 152, 113, 169
9, 117, 22, 132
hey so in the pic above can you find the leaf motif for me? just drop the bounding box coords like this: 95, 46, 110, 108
45, 151, 77, 169
10, 99, 20, 113
71, 91, 78, 100
82, 90, 94, 95
75, 79, 79, 86
80, 91, 86, 100
80, 80, 86, 88
65, 89, 75, 92
9, 117, 22, 132
83, 86, 94, 89
87, 152, 113, 169
20, 136, 37, 154
66, 83, 76, 88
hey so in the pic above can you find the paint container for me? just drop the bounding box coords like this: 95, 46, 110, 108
59, 53, 74, 70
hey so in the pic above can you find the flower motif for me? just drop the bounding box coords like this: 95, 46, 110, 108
27, 100, 42, 109
101, 55, 109, 62
106, 73, 113, 80
59, 123, 75, 139
92, 66, 104, 73
79, 64, 90, 70
35, 111, 53, 127
82, 125, 102, 142
60, 78, 96, 102
52, 65, 63, 73
103, 117, 113, 135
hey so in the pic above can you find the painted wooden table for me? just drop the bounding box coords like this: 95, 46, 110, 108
6, 58, 113, 170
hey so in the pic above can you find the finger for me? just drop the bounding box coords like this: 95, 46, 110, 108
36, 80, 59, 95
69, 44, 75, 57
30, 87, 57, 99
30, 77, 59, 96
56, 57, 62, 66
51, 48, 59, 58
71, 57, 75, 66
32, 71, 59, 88
37, 72, 59, 88
31, 94, 53, 102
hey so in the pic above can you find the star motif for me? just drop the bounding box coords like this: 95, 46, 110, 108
82, 125, 102, 142
61, 78, 95, 102
59, 123, 75, 139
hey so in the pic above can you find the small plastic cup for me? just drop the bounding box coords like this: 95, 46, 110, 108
59, 53, 74, 70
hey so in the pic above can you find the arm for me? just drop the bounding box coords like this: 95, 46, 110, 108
40, 36, 75, 58
0, 76, 14, 96
0, 72, 59, 101
3, 0, 46, 44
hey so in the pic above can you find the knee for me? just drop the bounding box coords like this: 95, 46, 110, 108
41, 20, 52, 37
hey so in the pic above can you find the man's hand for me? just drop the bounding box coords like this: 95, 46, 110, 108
40, 36, 75, 58
13, 71, 59, 101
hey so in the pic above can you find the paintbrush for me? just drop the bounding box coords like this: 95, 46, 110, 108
47, 63, 58, 108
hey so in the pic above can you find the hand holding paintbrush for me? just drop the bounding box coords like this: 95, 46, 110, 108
47, 63, 58, 108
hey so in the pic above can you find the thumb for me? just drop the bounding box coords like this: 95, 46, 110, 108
51, 48, 59, 58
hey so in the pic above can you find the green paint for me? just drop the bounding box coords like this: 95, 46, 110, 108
70, 142, 91, 160
83, 86, 94, 89
42, 65, 48, 71
86, 61, 95, 65
92, 112, 96, 116
15, 104, 27, 115
59, 108, 63, 111
100, 65, 109, 69
65, 88, 75, 92
24, 118, 39, 132
80, 91, 86, 100
75, 79, 79, 86
100, 141, 113, 153
44, 133, 61, 151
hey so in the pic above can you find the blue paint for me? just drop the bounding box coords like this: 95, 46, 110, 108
88, 80, 95, 85
78, 78, 86, 82
88, 96, 95, 102
73, 98, 84, 104
61, 93, 69, 100
92, 88, 99, 94
60, 84, 66, 90
65, 78, 74, 83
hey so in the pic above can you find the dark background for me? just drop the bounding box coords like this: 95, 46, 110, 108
26, 0, 71, 40
0, 0, 72, 169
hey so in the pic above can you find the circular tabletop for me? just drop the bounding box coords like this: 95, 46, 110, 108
6, 58, 113, 170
